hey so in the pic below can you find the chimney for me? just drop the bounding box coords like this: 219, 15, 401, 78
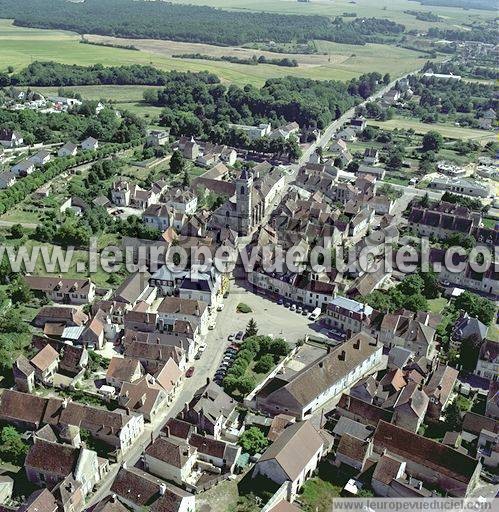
62, 398, 69, 409
353, 337, 361, 350
164, 425, 170, 438
159, 483, 167, 496
338, 350, 346, 361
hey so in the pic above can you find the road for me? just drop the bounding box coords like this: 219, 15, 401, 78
86, 280, 329, 506
299, 70, 421, 166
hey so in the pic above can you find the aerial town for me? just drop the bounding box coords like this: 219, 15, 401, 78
0, 1, 497, 512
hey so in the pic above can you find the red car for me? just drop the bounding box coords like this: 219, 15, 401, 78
186, 367, 195, 378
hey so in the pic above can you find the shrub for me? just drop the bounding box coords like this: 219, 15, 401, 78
237, 303, 252, 313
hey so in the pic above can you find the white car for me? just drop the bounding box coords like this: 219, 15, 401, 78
290, 304, 296, 311
217, 304, 224, 312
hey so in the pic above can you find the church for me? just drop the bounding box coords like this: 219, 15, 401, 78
210, 163, 286, 236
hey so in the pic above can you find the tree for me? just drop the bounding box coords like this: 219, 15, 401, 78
454, 291, 495, 325
9, 224, 24, 239
8, 277, 32, 305
245, 318, 258, 339
254, 354, 274, 374
418, 270, 439, 299
445, 400, 462, 431
182, 169, 191, 187
422, 130, 443, 152
238, 427, 268, 455
420, 192, 430, 208
237, 375, 256, 395
169, 150, 185, 174
0, 425, 28, 465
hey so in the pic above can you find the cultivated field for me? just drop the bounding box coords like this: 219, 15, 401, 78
0, 19, 427, 87
368, 117, 497, 143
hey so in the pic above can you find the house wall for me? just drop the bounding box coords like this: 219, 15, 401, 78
144, 451, 197, 485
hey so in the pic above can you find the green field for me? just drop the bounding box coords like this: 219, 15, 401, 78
168, 0, 495, 31
368, 116, 497, 143
0, 19, 429, 87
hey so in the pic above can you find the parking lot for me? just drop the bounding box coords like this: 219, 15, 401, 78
211, 282, 329, 346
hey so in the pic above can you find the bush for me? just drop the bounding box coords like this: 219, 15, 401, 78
237, 303, 252, 313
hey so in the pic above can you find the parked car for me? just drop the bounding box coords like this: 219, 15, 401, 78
217, 304, 224, 312
235, 331, 244, 341
186, 367, 195, 378
296, 306, 303, 314
290, 304, 296, 311
277, 298, 284, 305
228, 334, 235, 341
302, 308, 309, 316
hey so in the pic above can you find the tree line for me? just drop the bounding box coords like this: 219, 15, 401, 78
0, 106, 146, 146
0, 0, 404, 46
1, 62, 200, 87
171, 53, 299, 68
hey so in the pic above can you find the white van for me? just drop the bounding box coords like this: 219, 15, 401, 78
309, 307, 322, 321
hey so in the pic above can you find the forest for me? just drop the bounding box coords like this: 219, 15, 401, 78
1, 62, 216, 87
143, 72, 384, 138
422, 60, 498, 80
428, 24, 497, 44
0, 0, 404, 46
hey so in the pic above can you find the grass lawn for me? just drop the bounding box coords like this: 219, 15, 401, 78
382, 176, 410, 186
488, 323, 499, 342
368, 117, 496, 143
298, 462, 345, 512
0, 19, 429, 87
428, 297, 448, 314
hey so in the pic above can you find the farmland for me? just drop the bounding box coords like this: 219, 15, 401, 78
368, 116, 497, 143
0, 20, 428, 88
168, 0, 496, 31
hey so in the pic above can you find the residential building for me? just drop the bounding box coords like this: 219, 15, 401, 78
392, 381, 429, 432
256, 333, 383, 419
475, 339, 498, 381
30, 344, 60, 385
146, 130, 170, 147
163, 187, 198, 215
182, 380, 237, 439
157, 297, 209, 336
29, 150, 51, 167
324, 296, 376, 337
428, 177, 490, 198
144, 437, 197, 485
11, 159, 35, 176
486, 381, 499, 419
143, 204, 174, 231
33, 306, 89, 329
379, 310, 440, 358
334, 433, 373, 471
58, 142, 78, 158
25, 276, 96, 304
252, 420, 328, 502
113, 271, 155, 309
373, 421, 481, 497
0, 129, 23, 147
363, 148, 380, 165
424, 364, 458, 420
81, 137, 99, 151
0, 171, 17, 189
106, 357, 144, 388
110, 468, 195, 512
228, 122, 271, 141
25, 440, 102, 497
451, 313, 488, 350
